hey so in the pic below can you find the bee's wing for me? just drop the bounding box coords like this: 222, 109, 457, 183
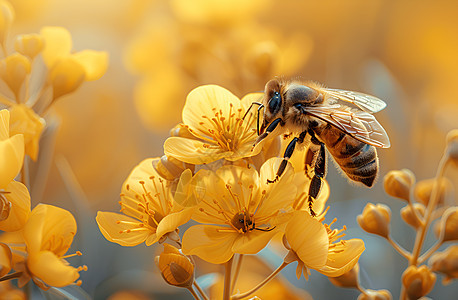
321, 88, 387, 113
306, 104, 391, 148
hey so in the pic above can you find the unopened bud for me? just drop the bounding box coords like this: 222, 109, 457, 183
357, 203, 391, 238
446, 129, 458, 166
49, 56, 85, 100
155, 243, 194, 288
14, 34, 44, 60
0, 53, 31, 99
400, 203, 425, 229
429, 245, 458, 285
402, 265, 436, 300
414, 178, 451, 206
357, 289, 392, 300
384, 169, 415, 201
436, 207, 458, 242
329, 263, 360, 289
153, 155, 194, 181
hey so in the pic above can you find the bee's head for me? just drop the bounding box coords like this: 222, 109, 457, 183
260, 79, 283, 133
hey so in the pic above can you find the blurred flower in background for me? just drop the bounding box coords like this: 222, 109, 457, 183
0, 0, 456, 299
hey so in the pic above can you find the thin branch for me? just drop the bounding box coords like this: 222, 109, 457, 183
223, 256, 234, 300
418, 240, 443, 265
187, 286, 201, 300
387, 235, 411, 260
231, 254, 244, 294
193, 282, 209, 300
231, 261, 289, 300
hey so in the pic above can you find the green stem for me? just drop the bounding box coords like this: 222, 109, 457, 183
231, 261, 289, 300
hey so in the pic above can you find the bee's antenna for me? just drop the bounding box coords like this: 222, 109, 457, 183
243, 102, 265, 135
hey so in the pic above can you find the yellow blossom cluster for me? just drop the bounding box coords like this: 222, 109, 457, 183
96, 84, 366, 299
0, 0, 107, 294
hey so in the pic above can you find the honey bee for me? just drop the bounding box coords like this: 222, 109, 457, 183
251, 79, 391, 216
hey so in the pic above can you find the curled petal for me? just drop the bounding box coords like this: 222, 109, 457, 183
0, 181, 31, 231
0, 242, 12, 277
285, 211, 328, 269
318, 239, 365, 277
49, 56, 86, 99
153, 207, 195, 246
27, 251, 79, 287
182, 225, 238, 264
96, 211, 151, 247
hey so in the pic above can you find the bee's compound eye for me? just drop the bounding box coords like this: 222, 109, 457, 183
268, 91, 281, 114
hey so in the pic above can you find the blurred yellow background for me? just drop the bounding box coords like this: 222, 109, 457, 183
7, 0, 457, 298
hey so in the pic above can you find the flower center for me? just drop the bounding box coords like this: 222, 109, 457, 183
192, 103, 257, 152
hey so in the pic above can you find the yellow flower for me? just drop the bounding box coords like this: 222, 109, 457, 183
284, 210, 365, 279
39, 26, 109, 99
9, 104, 45, 161
96, 158, 194, 247
20, 204, 85, 289
182, 158, 296, 264
164, 85, 262, 165
0, 109, 24, 189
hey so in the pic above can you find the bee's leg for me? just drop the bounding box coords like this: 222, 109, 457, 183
308, 133, 326, 217
267, 130, 307, 183
255, 118, 283, 145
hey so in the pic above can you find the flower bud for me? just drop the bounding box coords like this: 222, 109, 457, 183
155, 243, 194, 288
383, 169, 415, 201
0, 0, 14, 45
153, 155, 194, 181
429, 245, 458, 285
446, 129, 458, 166
328, 263, 360, 289
400, 203, 425, 229
14, 34, 44, 60
414, 178, 451, 206
357, 203, 391, 238
49, 56, 85, 100
436, 207, 458, 242
402, 265, 436, 300
0, 53, 31, 99
357, 289, 392, 300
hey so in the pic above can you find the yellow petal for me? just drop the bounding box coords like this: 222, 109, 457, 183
23, 204, 77, 256
49, 56, 86, 100
182, 225, 238, 264
72, 50, 108, 81
164, 136, 230, 164
318, 239, 365, 277
285, 211, 329, 269
9, 104, 45, 161
153, 207, 195, 246
0, 0, 14, 45
182, 84, 241, 136
0, 181, 30, 231
96, 211, 151, 247
0, 108, 8, 139
40, 26, 72, 68
0, 53, 31, 98
0, 242, 12, 277
0, 133, 24, 188
232, 229, 278, 254
27, 251, 79, 287
174, 169, 202, 207
14, 33, 44, 59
